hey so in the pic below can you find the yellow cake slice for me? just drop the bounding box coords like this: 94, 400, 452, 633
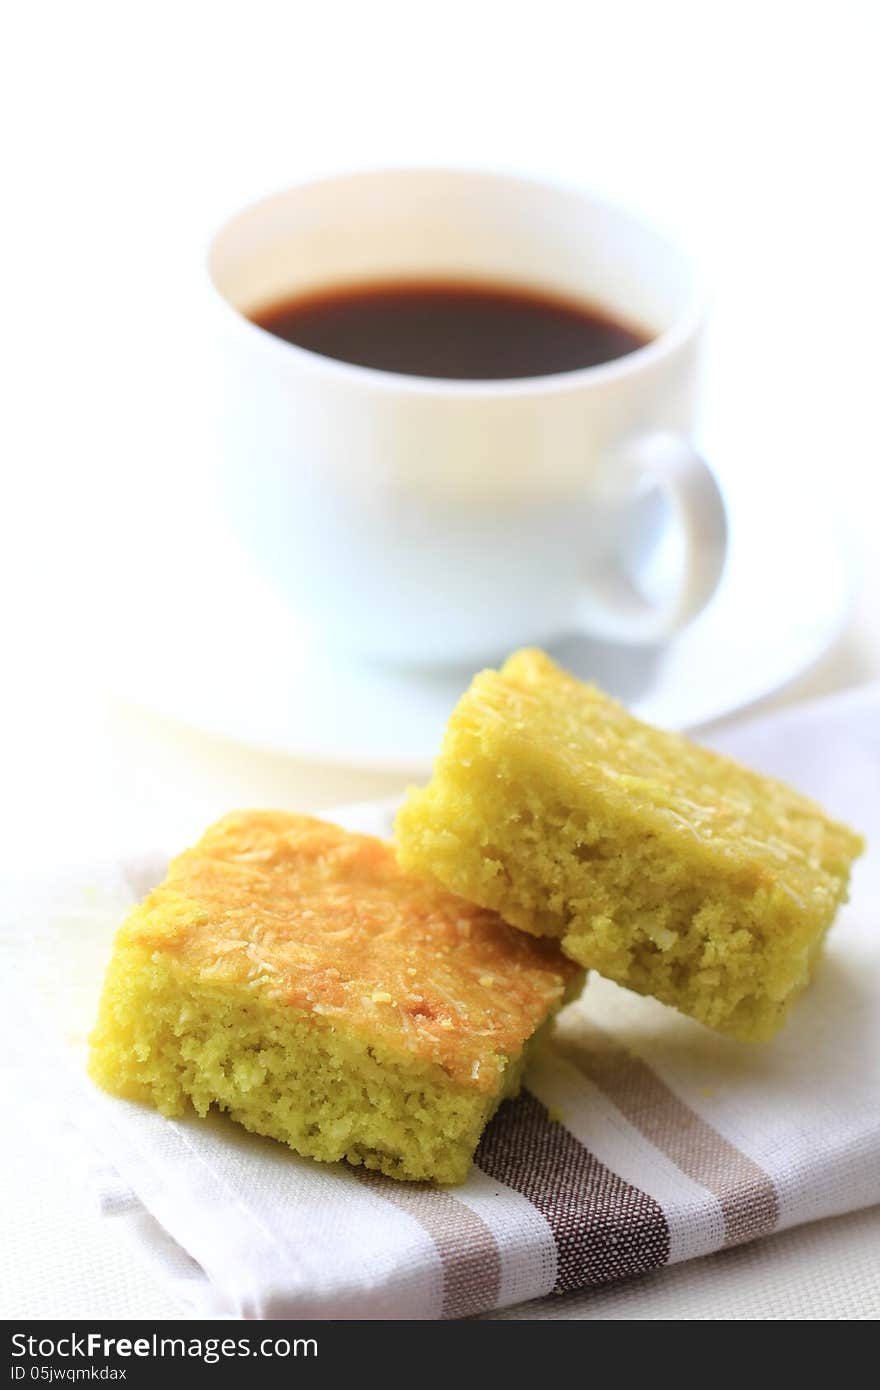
396, 649, 864, 1041
89, 810, 582, 1183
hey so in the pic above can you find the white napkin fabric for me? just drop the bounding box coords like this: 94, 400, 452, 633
9, 684, 880, 1318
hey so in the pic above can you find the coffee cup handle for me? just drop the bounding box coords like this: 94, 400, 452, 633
576, 431, 728, 644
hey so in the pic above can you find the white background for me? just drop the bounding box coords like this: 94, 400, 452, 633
2, 0, 879, 1319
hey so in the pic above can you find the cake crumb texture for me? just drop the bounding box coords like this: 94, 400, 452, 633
396, 649, 864, 1040
89, 810, 581, 1183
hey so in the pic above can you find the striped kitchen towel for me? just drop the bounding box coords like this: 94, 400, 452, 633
13, 684, 880, 1318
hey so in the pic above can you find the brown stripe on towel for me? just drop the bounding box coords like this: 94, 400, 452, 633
557, 1022, 779, 1246
357, 1171, 501, 1318
476, 1090, 669, 1290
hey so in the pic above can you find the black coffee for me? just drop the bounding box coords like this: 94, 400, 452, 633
249, 279, 650, 380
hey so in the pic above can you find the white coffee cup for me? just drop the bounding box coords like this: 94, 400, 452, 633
206, 168, 727, 666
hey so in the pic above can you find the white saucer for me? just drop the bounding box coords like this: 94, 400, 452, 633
116, 449, 854, 773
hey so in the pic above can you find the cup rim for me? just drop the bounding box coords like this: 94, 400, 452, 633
206, 165, 706, 398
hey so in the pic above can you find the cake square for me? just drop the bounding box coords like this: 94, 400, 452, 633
89, 810, 581, 1184
396, 650, 864, 1040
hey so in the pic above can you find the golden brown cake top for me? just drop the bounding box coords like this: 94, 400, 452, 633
454, 649, 863, 908
121, 810, 580, 1091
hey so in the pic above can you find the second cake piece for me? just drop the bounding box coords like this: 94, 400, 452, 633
396, 649, 864, 1041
